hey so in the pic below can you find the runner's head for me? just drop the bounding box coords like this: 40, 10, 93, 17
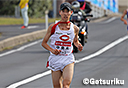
59, 2, 73, 21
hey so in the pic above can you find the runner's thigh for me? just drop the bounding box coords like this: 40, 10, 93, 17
52, 70, 63, 87
63, 63, 74, 81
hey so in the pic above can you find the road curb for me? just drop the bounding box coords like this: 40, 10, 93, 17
0, 29, 47, 51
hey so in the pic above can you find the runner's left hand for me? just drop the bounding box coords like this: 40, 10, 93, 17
78, 43, 83, 51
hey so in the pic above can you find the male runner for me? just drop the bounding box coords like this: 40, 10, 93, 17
42, 2, 83, 88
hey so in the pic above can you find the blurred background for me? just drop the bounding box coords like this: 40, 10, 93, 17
0, 0, 127, 19
0, 0, 128, 31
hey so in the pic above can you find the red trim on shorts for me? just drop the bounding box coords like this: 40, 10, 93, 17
46, 61, 49, 67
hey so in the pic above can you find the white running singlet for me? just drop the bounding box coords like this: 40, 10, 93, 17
46, 22, 75, 71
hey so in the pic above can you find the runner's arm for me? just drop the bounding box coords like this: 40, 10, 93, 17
73, 25, 83, 51
120, 10, 127, 25
41, 24, 61, 55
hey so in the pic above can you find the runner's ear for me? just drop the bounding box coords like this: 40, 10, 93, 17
59, 11, 62, 15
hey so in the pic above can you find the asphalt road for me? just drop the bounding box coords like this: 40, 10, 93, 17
0, 17, 128, 88
0, 23, 51, 41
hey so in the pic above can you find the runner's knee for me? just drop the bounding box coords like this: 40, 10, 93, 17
53, 78, 62, 88
63, 79, 71, 88
53, 82, 61, 88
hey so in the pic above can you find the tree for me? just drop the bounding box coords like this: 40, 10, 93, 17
28, 0, 52, 18
0, 0, 52, 18
0, 0, 19, 16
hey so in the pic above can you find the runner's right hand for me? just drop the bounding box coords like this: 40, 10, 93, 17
52, 49, 61, 55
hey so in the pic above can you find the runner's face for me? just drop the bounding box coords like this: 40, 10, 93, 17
59, 8, 73, 21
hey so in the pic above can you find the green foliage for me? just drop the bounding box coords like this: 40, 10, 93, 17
29, 0, 52, 18
0, 0, 20, 16
0, 0, 53, 18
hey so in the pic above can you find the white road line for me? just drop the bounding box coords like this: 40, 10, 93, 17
27, 26, 39, 29
75, 35, 128, 63
102, 17, 117, 24
18, 26, 39, 29
6, 35, 128, 88
6, 70, 51, 88
0, 40, 42, 57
